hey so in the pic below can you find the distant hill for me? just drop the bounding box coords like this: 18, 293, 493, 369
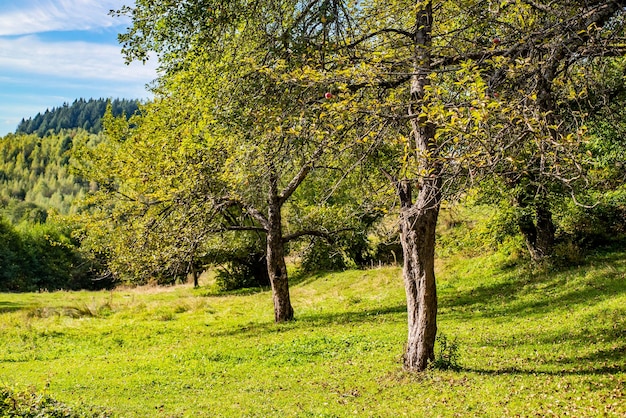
0, 127, 111, 291
0, 129, 97, 217
3, 97, 141, 218
16, 98, 140, 137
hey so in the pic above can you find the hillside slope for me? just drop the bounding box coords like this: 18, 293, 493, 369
0, 249, 624, 416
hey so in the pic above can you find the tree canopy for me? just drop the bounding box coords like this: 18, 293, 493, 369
95, 0, 626, 372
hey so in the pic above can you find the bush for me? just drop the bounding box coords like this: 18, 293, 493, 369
215, 252, 270, 291
558, 188, 626, 249
0, 216, 110, 292
5, 201, 48, 224
300, 239, 351, 273
367, 239, 403, 266
0, 386, 111, 417
298, 227, 378, 273
0, 217, 26, 288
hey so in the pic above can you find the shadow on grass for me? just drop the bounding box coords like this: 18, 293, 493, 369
195, 270, 342, 297
297, 304, 407, 324
438, 252, 626, 377
440, 254, 626, 319
465, 339, 626, 375
195, 286, 270, 298
565, 344, 626, 367
196, 268, 373, 297
289, 269, 343, 287
0, 301, 26, 313
209, 304, 407, 338
462, 364, 625, 376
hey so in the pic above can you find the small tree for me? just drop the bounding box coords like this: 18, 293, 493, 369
82, 1, 376, 321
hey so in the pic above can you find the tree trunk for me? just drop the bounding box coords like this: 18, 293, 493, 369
251, 253, 271, 287
191, 263, 199, 288
518, 200, 555, 262
398, 179, 440, 371
515, 186, 556, 261
266, 175, 294, 322
535, 202, 555, 258
399, 0, 439, 372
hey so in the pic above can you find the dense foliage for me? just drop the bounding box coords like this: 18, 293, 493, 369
0, 386, 111, 417
0, 216, 108, 292
0, 124, 114, 291
16, 98, 140, 136
0, 129, 95, 216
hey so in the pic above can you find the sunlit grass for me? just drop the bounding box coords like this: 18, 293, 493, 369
0, 250, 624, 416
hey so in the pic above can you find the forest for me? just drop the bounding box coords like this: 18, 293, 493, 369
15, 98, 140, 137
0, 99, 145, 292
0, 0, 625, 381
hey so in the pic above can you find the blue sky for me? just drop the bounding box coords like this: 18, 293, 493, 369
0, 0, 158, 135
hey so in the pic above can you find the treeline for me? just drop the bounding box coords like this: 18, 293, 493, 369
0, 122, 354, 292
0, 128, 109, 291
0, 130, 94, 216
1, 97, 625, 295
16, 98, 140, 136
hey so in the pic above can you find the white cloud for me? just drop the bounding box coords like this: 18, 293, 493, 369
0, 1, 157, 136
0, 0, 129, 36
0, 35, 157, 82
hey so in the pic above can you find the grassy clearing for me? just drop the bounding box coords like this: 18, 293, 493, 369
0, 250, 624, 417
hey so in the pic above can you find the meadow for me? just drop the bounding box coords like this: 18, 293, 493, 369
0, 248, 624, 417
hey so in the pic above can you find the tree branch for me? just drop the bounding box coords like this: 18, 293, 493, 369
242, 204, 269, 230
216, 225, 268, 233
344, 28, 415, 50
279, 141, 327, 205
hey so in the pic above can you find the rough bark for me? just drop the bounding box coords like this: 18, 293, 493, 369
266, 173, 294, 322
399, 178, 440, 371
400, 0, 439, 372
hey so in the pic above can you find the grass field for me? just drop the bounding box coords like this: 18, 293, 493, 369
0, 249, 625, 417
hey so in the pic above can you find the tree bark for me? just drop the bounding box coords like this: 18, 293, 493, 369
399, 0, 439, 372
266, 173, 294, 322
191, 263, 199, 288
534, 202, 555, 259
399, 178, 440, 371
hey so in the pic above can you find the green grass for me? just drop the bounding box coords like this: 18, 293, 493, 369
0, 250, 625, 417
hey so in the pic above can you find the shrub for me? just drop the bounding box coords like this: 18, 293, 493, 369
431, 334, 461, 371
0, 217, 27, 289
0, 216, 110, 292
0, 386, 111, 417
215, 252, 270, 291
300, 239, 351, 273
4, 201, 48, 224
558, 187, 626, 250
